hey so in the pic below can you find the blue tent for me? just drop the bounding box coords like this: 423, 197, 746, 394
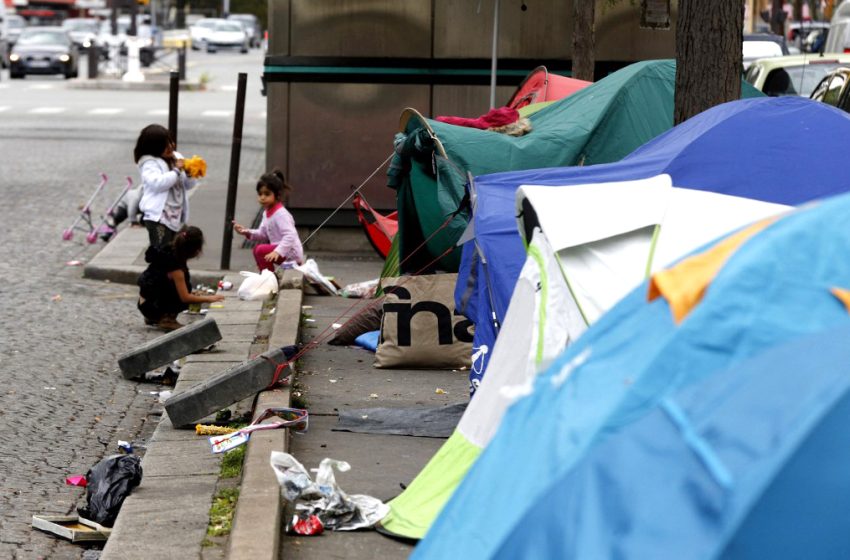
458, 96, 850, 387
418, 190, 850, 559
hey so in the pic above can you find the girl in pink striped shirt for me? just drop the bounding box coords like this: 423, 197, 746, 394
233, 170, 304, 272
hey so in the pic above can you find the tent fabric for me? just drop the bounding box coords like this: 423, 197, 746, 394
379, 232, 571, 540
389, 59, 753, 273
458, 95, 850, 381
506, 66, 591, 109
416, 191, 850, 559
452, 326, 850, 560
352, 193, 398, 259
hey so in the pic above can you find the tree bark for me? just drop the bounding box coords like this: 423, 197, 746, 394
572, 0, 596, 81
674, 0, 743, 125
771, 0, 785, 35
792, 0, 803, 21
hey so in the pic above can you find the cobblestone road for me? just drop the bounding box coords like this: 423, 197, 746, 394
0, 125, 264, 559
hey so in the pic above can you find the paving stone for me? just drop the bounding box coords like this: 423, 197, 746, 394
118, 318, 223, 379
164, 347, 290, 427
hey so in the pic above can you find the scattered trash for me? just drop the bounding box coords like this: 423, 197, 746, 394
288, 514, 324, 536
157, 390, 173, 403
270, 452, 389, 531
218, 280, 233, 291
435, 388, 447, 394
329, 379, 338, 384
302, 305, 313, 310
200, 309, 209, 315
66, 260, 84, 266
304, 318, 316, 323
145, 364, 179, 385
51, 295, 62, 302
31, 515, 111, 543
210, 303, 225, 309
208, 408, 309, 454
65, 475, 87, 487
369, 393, 379, 399
77, 454, 143, 527
117, 441, 133, 454
196, 424, 237, 436
44, 386, 56, 391
332, 323, 342, 330
237, 269, 279, 300
340, 278, 379, 299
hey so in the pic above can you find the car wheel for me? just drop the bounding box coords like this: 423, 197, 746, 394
240, 45, 248, 54
10, 71, 24, 79
206, 44, 215, 53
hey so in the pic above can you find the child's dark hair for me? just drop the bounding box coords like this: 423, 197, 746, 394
171, 225, 204, 262
257, 169, 292, 200
134, 124, 174, 166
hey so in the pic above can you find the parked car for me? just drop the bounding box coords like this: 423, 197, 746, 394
204, 20, 248, 54
743, 33, 790, 70
61, 17, 100, 51
188, 17, 222, 51
744, 54, 850, 97
810, 66, 850, 110
228, 13, 261, 48
0, 13, 26, 67
787, 21, 830, 52
9, 27, 78, 79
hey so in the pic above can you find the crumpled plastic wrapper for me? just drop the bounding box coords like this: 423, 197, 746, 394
340, 278, 379, 299
270, 451, 389, 531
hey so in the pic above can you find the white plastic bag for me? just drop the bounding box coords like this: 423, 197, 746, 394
294, 259, 339, 296
269, 451, 389, 530
237, 269, 279, 300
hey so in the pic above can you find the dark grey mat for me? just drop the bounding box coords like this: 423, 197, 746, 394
333, 402, 467, 438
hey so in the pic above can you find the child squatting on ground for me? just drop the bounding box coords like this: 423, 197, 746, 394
137, 226, 225, 331
134, 124, 197, 249
232, 169, 305, 272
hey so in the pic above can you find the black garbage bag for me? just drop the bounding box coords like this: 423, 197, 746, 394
77, 454, 143, 527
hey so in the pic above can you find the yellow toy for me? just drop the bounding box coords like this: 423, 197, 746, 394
184, 155, 207, 179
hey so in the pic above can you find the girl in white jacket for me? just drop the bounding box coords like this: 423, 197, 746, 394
134, 124, 196, 248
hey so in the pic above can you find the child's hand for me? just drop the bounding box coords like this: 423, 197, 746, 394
265, 251, 281, 263
174, 159, 185, 171
232, 221, 248, 235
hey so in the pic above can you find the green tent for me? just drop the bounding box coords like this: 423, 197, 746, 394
387, 59, 763, 273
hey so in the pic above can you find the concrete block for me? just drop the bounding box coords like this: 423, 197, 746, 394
164, 347, 292, 427
117, 318, 223, 379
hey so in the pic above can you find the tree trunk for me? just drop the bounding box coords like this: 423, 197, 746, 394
674, 0, 743, 125
792, 0, 803, 21
771, 0, 785, 35
572, 0, 595, 81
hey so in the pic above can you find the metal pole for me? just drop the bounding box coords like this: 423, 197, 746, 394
168, 71, 179, 145
177, 46, 186, 81
220, 72, 247, 270
490, 0, 500, 109
88, 44, 99, 79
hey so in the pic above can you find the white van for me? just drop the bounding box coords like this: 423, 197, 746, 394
825, 1, 850, 53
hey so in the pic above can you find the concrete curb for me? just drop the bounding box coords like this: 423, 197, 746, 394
228, 277, 302, 560
68, 78, 205, 91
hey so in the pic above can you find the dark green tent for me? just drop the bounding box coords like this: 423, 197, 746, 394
387, 59, 764, 272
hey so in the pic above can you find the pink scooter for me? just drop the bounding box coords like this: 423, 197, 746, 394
62, 174, 133, 244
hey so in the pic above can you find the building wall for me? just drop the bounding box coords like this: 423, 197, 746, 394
266, 0, 678, 216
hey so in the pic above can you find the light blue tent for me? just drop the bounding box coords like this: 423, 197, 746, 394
457, 96, 850, 388
417, 190, 850, 559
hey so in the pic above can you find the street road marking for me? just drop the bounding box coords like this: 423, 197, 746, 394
201, 110, 232, 117
147, 109, 168, 116
0, 107, 10, 112
29, 107, 65, 114
0, 84, 9, 89
28, 84, 56, 90
221, 85, 237, 91
89, 108, 125, 115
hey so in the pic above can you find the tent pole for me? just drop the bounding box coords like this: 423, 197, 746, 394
490, 0, 500, 109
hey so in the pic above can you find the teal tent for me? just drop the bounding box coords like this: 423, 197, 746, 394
387, 59, 763, 272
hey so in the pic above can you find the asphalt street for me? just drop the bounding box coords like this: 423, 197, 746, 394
0, 48, 267, 559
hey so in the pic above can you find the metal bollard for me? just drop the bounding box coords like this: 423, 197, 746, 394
88, 45, 99, 79
178, 45, 186, 81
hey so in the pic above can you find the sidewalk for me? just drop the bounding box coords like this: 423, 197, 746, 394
86, 203, 471, 560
